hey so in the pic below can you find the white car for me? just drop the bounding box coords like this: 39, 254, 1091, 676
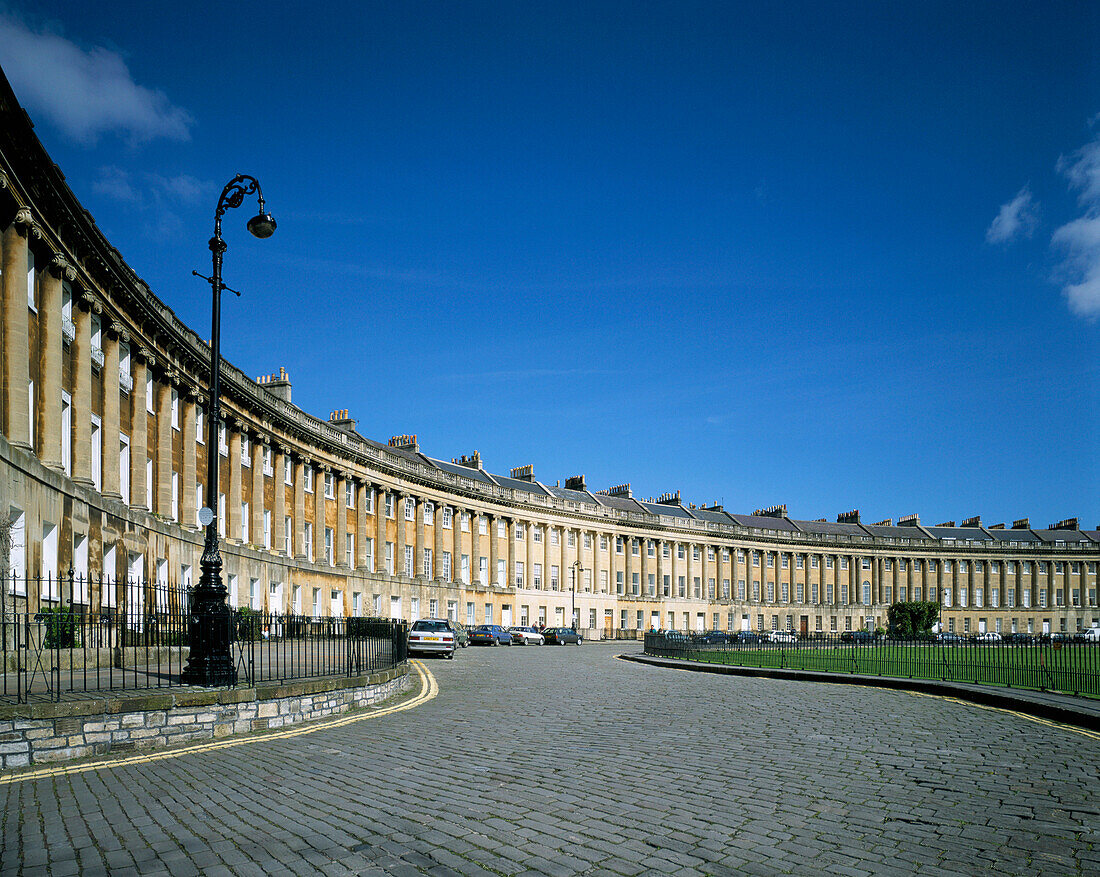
408, 619, 456, 658
767, 630, 797, 644
973, 631, 1003, 643
1081, 626, 1100, 642
508, 626, 545, 645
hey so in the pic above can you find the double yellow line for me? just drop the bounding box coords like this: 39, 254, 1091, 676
0, 660, 438, 786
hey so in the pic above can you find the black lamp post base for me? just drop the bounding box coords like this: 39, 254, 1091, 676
180, 656, 238, 687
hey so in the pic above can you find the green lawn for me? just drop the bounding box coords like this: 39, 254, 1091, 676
676, 643, 1100, 698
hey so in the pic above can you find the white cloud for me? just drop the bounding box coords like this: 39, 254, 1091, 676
93, 166, 205, 206
985, 186, 1037, 244
0, 13, 192, 144
1053, 134, 1100, 319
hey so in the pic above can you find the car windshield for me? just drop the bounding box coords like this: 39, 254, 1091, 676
412, 620, 449, 632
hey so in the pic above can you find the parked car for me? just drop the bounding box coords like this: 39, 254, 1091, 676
448, 620, 469, 648
693, 630, 730, 645
543, 627, 582, 645
407, 618, 456, 658
767, 630, 797, 644
508, 626, 545, 645
468, 625, 512, 646
972, 631, 1003, 643
1003, 632, 1038, 644
935, 632, 963, 644
1077, 627, 1100, 642
730, 631, 763, 646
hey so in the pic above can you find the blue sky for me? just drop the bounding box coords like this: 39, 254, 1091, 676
2, 1, 1097, 527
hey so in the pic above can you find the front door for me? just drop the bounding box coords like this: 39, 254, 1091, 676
800, 615, 809, 637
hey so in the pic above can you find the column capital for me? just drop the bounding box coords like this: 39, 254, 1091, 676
136, 346, 155, 366
13, 206, 42, 239
48, 252, 78, 282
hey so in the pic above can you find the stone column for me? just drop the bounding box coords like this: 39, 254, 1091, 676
434, 501, 445, 581
38, 255, 68, 470
226, 422, 242, 540
2, 214, 32, 449
71, 294, 94, 487
394, 493, 407, 575
129, 351, 149, 508
452, 507, 463, 583
100, 324, 121, 498
314, 465, 326, 563
415, 496, 426, 578
469, 511, 480, 585
294, 455, 307, 559
335, 471, 348, 566
155, 373, 173, 517
488, 514, 498, 586
507, 518, 516, 588
251, 435, 264, 547
181, 390, 197, 527
272, 446, 286, 553
376, 487, 387, 574
657, 539, 666, 598
356, 480, 369, 569
558, 527, 567, 592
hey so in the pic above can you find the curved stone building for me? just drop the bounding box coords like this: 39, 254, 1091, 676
1, 68, 1097, 640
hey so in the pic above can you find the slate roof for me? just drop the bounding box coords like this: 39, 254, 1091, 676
427, 457, 497, 485
924, 526, 993, 542
1032, 528, 1094, 544
860, 523, 930, 540
637, 501, 697, 520
793, 519, 868, 538
728, 514, 800, 532
591, 492, 646, 513
986, 528, 1043, 544
691, 507, 736, 525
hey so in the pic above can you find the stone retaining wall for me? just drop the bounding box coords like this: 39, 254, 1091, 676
0, 665, 410, 768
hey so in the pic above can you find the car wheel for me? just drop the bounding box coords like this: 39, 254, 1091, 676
446, 650, 455, 660
491, 637, 498, 646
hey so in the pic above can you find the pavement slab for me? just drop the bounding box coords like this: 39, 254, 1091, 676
0, 643, 1097, 876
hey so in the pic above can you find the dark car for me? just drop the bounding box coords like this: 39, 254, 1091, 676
543, 627, 582, 645
840, 630, 874, 644
936, 632, 963, 644
468, 624, 512, 646
1003, 632, 1038, 645
730, 631, 763, 646
693, 630, 730, 645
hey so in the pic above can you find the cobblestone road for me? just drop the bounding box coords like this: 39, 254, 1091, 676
2, 642, 1097, 876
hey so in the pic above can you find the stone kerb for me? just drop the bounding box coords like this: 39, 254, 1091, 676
0, 665, 410, 769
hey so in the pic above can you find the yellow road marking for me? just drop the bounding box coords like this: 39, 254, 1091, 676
622, 655, 1100, 741
0, 661, 438, 786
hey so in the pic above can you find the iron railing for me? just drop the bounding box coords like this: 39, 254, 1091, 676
1, 574, 408, 703
643, 631, 1100, 698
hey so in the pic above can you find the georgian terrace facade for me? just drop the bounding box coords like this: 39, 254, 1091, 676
1, 68, 1098, 640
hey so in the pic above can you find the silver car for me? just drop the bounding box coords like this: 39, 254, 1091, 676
408, 619, 456, 658
508, 626, 545, 645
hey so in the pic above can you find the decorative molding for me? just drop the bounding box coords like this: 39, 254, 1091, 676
48, 252, 77, 282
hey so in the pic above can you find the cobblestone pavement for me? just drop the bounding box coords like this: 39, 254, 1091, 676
2, 642, 1098, 876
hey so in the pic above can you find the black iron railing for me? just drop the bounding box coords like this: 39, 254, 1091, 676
1, 574, 408, 703
643, 631, 1100, 698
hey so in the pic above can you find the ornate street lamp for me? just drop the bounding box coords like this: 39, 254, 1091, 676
181, 175, 275, 686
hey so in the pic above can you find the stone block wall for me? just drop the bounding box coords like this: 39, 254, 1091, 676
0, 666, 409, 768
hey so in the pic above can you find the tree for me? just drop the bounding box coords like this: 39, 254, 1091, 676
886, 601, 940, 639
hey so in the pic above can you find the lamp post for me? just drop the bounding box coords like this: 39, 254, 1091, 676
181, 175, 275, 687
571, 560, 581, 631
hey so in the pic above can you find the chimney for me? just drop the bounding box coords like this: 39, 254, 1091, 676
452, 450, 483, 470
1012, 518, 1030, 530
753, 504, 787, 518
329, 409, 356, 432
1049, 517, 1079, 530
510, 465, 535, 482
873, 519, 893, 527
656, 491, 681, 506
388, 434, 418, 452
564, 475, 586, 491
988, 523, 1005, 529
256, 366, 292, 403
836, 509, 860, 524
961, 516, 981, 528
597, 483, 632, 498
935, 521, 956, 528
898, 514, 921, 527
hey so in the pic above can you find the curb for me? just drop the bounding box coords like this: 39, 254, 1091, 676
619, 653, 1100, 733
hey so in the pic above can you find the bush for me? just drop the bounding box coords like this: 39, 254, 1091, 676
40, 605, 81, 648
886, 601, 940, 639
235, 606, 263, 642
